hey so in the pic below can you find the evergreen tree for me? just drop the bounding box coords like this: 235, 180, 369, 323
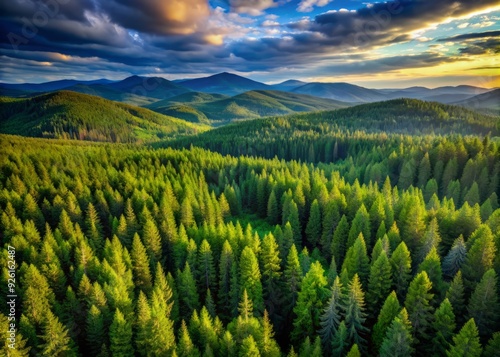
267, 190, 280, 225
347, 205, 371, 250
86, 305, 105, 355
379, 308, 414, 357
219, 240, 236, 321
306, 199, 322, 248
292, 261, 329, 344
418, 247, 445, 302
198, 239, 217, 295
240, 246, 264, 315
442, 235, 466, 279
405, 271, 434, 349
372, 291, 401, 352
260, 233, 282, 322
318, 276, 344, 351
39, 311, 75, 357
239, 335, 261, 356
462, 225, 496, 292
177, 320, 201, 357
284, 244, 302, 314
431, 298, 456, 357
366, 251, 392, 319
341, 233, 370, 286
446, 271, 466, 326
109, 309, 134, 357
346, 344, 360, 357
131, 233, 153, 294
331, 321, 348, 357
259, 310, 281, 357
142, 218, 163, 266
467, 269, 499, 338
178, 262, 200, 318
446, 319, 482, 357
331, 215, 349, 267
390, 242, 412, 299
344, 274, 368, 352
483, 332, 500, 357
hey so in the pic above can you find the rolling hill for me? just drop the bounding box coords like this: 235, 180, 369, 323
148, 90, 349, 122
179, 72, 270, 95
453, 89, 500, 115
146, 92, 229, 109
0, 91, 207, 143
292, 82, 387, 102
64, 83, 158, 106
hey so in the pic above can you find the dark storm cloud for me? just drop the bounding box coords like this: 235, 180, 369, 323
458, 38, 500, 55
438, 30, 500, 42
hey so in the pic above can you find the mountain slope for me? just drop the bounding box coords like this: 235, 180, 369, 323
106, 76, 191, 99
0, 91, 206, 142
292, 82, 386, 102
0, 79, 114, 93
179, 72, 270, 95
146, 92, 229, 109
453, 89, 500, 115
64, 84, 158, 106
150, 90, 349, 122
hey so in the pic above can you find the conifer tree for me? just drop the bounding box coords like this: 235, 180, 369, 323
405, 271, 434, 349
260, 233, 282, 321
198, 239, 217, 295
240, 246, 264, 315
131, 233, 153, 294
331, 215, 349, 268
142, 218, 163, 266
240, 335, 261, 357
178, 262, 200, 318
431, 298, 456, 356
39, 311, 75, 357
109, 309, 134, 357
306, 199, 322, 248
347, 205, 371, 250
219, 240, 236, 321
259, 310, 281, 357
267, 190, 280, 225
462, 225, 496, 292
442, 235, 466, 279
292, 261, 329, 344
177, 320, 201, 357
390, 242, 412, 299
418, 247, 445, 302
318, 276, 344, 351
467, 269, 499, 338
483, 332, 500, 357
379, 308, 414, 357
86, 305, 105, 355
331, 321, 348, 356
446, 271, 466, 326
366, 250, 392, 319
341, 233, 370, 286
344, 274, 368, 352
372, 291, 401, 352
284, 244, 302, 314
446, 319, 482, 357
346, 344, 360, 357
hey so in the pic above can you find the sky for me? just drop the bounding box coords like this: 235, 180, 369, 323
0, 0, 499, 88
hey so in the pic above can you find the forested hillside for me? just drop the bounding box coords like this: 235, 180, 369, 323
1, 133, 499, 356
0, 91, 207, 143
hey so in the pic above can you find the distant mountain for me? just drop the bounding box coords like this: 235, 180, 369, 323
453, 89, 500, 115
0, 79, 114, 93
146, 92, 229, 109
64, 84, 158, 106
106, 75, 190, 99
148, 90, 348, 122
270, 80, 308, 91
0, 91, 206, 142
179, 72, 270, 95
383, 85, 491, 102
292, 82, 386, 103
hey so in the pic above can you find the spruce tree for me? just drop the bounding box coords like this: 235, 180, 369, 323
431, 298, 456, 357
341, 233, 370, 286
390, 242, 412, 299
405, 271, 434, 349
131, 233, 153, 294
446, 271, 466, 326
372, 291, 401, 352
109, 309, 134, 357
379, 308, 414, 357
483, 332, 500, 357
446, 319, 482, 357
306, 199, 322, 248
331, 321, 348, 356
467, 269, 499, 338
331, 215, 349, 267
344, 274, 368, 352
240, 246, 264, 315
366, 250, 392, 319
442, 235, 466, 279
318, 276, 344, 351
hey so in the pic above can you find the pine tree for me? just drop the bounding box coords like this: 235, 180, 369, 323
446, 271, 466, 326
219, 240, 236, 321
131, 233, 153, 294
240, 246, 264, 315
260, 233, 282, 322
320, 201, 340, 258
417, 217, 441, 266
372, 291, 401, 352
341, 233, 370, 286
135, 291, 151, 354
431, 298, 456, 356
462, 225, 496, 292
442, 235, 466, 279
366, 251, 392, 319
346, 344, 360, 357
418, 247, 445, 302
259, 310, 281, 357
405, 271, 434, 349
39, 311, 75, 357
240, 335, 261, 356
306, 199, 322, 248
267, 190, 280, 225
284, 244, 302, 314
109, 309, 134, 357
148, 288, 176, 355
142, 218, 162, 267
446, 319, 482, 357
483, 332, 500, 357
390, 242, 412, 299
467, 269, 499, 338
86, 305, 105, 355
379, 308, 414, 357
178, 262, 200, 319
331, 215, 349, 267
292, 261, 329, 344
318, 276, 344, 351
331, 321, 348, 356
198, 239, 217, 295
347, 205, 371, 250
344, 274, 368, 352
177, 320, 201, 357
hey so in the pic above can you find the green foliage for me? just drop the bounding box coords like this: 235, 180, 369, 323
379, 308, 414, 357
446, 319, 482, 357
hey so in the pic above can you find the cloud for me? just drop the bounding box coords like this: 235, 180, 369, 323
297, 0, 332, 13
227, 0, 278, 16
458, 38, 500, 55
437, 30, 500, 41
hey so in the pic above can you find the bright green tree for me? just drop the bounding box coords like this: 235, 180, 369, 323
379, 308, 414, 357
372, 291, 401, 352
446, 319, 482, 357
344, 274, 368, 352
467, 269, 499, 338
109, 309, 134, 357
